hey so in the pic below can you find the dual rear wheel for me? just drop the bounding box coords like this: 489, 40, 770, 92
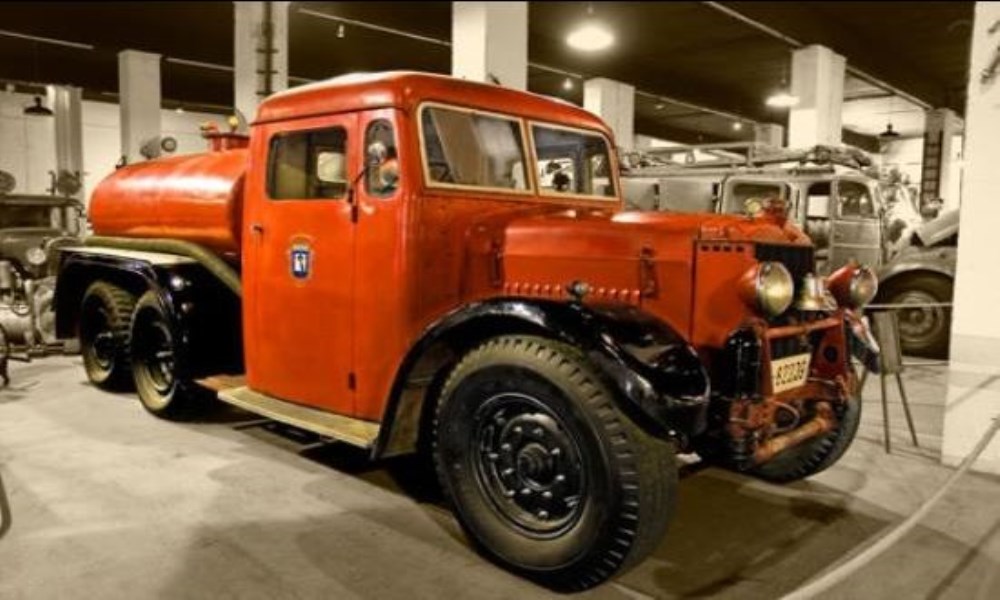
79, 282, 202, 419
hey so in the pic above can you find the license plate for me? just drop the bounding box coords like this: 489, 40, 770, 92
770, 353, 811, 394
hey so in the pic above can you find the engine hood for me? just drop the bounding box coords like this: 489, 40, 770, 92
464, 207, 812, 342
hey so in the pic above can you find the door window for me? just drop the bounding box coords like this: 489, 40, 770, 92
724, 182, 786, 214
268, 127, 348, 200
420, 105, 528, 191
531, 124, 615, 199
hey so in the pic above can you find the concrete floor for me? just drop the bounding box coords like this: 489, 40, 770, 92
1, 356, 999, 599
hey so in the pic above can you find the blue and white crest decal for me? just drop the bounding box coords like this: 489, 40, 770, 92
290, 244, 311, 279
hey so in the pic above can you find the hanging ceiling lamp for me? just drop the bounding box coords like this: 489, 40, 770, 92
880, 96, 901, 139
566, 4, 615, 52
23, 95, 53, 116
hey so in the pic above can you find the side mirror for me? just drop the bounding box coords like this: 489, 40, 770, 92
367, 141, 388, 168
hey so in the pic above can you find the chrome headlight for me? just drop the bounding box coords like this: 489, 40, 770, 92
827, 263, 879, 308
741, 261, 794, 317
26, 246, 47, 266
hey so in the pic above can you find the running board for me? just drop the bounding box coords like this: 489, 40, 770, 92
217, 386, 380, 449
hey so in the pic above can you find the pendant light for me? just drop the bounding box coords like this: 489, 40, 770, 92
880, 96, 901, 139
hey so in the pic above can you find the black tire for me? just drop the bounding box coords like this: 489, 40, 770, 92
748, 395, 862, 484
79, 281, 137, 391
130, 291, 205, 419
880, 274, 953, 359
433, 336, 676, 591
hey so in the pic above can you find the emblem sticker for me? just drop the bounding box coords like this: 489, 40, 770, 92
290, 244, 312, 279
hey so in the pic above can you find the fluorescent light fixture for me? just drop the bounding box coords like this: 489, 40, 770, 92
566, 23, 614, 52
766, 91, 800, 108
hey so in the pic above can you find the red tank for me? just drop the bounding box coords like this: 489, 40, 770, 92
89, 147, 248, 256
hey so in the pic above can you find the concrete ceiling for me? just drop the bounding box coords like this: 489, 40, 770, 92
0, 1, 975, 145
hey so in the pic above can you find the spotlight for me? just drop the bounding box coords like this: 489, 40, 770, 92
766, 91, 800, 108
562, 77, 574, 91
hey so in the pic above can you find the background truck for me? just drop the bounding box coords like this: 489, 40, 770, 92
622, 143, 955, 358
0, 170, 84, 377
54, 72, 879, 590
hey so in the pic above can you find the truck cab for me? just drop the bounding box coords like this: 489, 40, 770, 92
54, 72, 880, 590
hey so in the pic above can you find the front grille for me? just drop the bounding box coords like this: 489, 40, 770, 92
755, 243, 815, 284
770, 336, 811, 360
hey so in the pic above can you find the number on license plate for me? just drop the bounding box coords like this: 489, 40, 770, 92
770, 353, 811, 394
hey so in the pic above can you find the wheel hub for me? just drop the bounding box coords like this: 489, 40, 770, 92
473, 393, 586, 535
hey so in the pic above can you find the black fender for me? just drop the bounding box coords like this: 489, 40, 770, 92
55, 249, 242, 377
374, 297, 710, 458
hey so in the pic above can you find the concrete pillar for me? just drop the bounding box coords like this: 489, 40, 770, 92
46, 85, 84, 199
754, 123, 785, 148
234, 1, 290, 121
788, 45, 846, 148
118, 50, 161, 165
451, 2, 527, 90
942, 1, 1000, 474
921, 107, 963, 211
584, 78, 635, 151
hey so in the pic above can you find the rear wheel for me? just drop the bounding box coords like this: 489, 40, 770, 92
131, 291, 206, 419
79, 282, 136, 390
434, 336, 676, 591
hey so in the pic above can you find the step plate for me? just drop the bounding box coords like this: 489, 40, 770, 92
217, 386, 380, 448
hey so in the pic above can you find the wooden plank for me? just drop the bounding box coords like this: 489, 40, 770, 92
195, 373, 247, 392
217, 386, 380, 448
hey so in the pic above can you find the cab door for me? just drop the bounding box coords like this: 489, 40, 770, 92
244, 113, 358, 416
829, 177, 883, 271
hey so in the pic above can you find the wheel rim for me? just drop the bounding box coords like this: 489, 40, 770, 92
135, 309, 175, 396
81, 301, 115, 372
892, 290, 947, 349
472, 392, 587, 537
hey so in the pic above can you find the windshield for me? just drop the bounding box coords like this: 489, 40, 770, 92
420, 105, 529, 191
532, 124, 615, 200
0, 205, 60, 229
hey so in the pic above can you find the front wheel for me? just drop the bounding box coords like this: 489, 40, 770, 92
130, 291, 206, 419
434, 336, 676, 591
880, 274, 953, 359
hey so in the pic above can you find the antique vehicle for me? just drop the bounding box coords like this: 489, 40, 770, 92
53, 72, 879, 590
0, 170, 83, 377
622, 144, 953, 358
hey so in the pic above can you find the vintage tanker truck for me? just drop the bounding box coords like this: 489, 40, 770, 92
54, 72, 880, 590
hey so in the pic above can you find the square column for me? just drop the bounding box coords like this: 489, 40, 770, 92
921, 107, 963, 211
234, 1, 290, 121
451, 2, 527, 90
46, 85, 84, 199
118, 50, 161, 165
788, 45, 846, 148
942, 1, 1000, 474
584, 78, 635, 151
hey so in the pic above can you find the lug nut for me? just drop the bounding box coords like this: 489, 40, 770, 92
501, 443, 511, 451
537, 510, 549, 519
502, 468, 514, 476
487, 452, 499, 461
555, 474, 566, 483
521, 488, 532, 496
533, 427, 544, 436
542, 491, 553, 499
549, 447, 561, 457
513, 426, 522, 434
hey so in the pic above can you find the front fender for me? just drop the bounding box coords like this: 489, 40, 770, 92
879, 245, 956, 285
375, 298, 710, 458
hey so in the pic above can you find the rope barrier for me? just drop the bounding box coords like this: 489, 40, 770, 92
0, 468, 11, 540
780, 415, 1000, 600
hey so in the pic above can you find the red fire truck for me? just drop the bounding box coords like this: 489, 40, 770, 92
54, 72, 879, 590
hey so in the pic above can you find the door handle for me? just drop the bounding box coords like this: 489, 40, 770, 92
250, 223, 265, 235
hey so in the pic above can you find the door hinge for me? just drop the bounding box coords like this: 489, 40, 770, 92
489, 239, 504, 288
348, 372, 357, 391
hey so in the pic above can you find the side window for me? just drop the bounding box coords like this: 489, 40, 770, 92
420, 106, 528, 191
532, 125, 615, 199
838, 180, 876, 218
806, 182, 832, 218
365, 119, 399, 197
268, 127, 348, 200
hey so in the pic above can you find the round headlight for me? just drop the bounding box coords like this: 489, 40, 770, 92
827, 263, 879, 308
849, 266, 878, 307
741, 261, 794, 317
26, 246, 47, 266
